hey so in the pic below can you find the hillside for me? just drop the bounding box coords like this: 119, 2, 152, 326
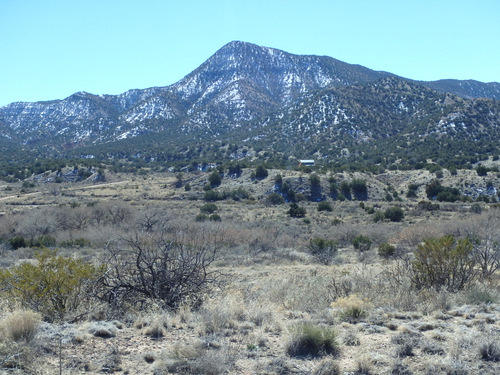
1, 41, 499, 177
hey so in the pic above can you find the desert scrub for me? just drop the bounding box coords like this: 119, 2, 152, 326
479, 338, 500, 362
378, 242, 396, 258
352, 235, 372, 252
0, 248, 104, 320
286, 321, 339, 357
200, 203, 218, 214
317, 201, 333, 212
308, 237, 338, 264
0, 310, 41, 343
410, 235, 477, 292
331, 295, 370, 323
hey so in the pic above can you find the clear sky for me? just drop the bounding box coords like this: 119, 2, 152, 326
1, 0, 499, 107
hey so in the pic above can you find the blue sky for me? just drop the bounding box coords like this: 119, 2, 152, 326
1, 0, 499, 107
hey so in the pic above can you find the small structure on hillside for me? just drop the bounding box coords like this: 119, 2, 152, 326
299, 160, 315, 167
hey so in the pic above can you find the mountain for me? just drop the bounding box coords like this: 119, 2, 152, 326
421, 79, 500, 100
0, 41, 499, 170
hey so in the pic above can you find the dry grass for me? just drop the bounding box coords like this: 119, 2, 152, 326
0, 169, 500, 374
0, 310, 41, 343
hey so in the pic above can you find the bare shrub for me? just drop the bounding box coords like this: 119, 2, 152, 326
98, 224, 225, 311
460, 210, 500, 278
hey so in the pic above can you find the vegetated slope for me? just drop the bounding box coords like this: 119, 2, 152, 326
244, 77, 500, 167
0, 41, 392, 151
0, 41, 499, 169
422, 79, 500, 100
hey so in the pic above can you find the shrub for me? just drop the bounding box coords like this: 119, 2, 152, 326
0, 310, 41, 343
425, 179, 461, 201
410, 235, 477, 292
350, 179, 368, 200
274, 173, 283, 185
340, 181, 351, 198
208, 171, 222, 187
200, 203, 218, 214
204, 190, 225, 201
407, 183, 419, 198
0, 248, 104, 320
373, 210, 385, 222
352, 235, 372, 252
265, 193, 284, 205
384, 206, 404, 222
479, 339, 500, 362
317, 201, 333, 212
378, 243, 396, 258
8, 236, 27, 250
30, 235, 56, 248
255, 165, 268, 179
195, 214, 208, 222
209, 214, 221, 222
288, 203, 306, 218
476, 165, 489, 176
331, 295, 369, 323
310, 174, 321, 187
286, 322, 339, 357
184, 183, 191, 191
311, 358, 341, 375
99, 227, 224, 310
308, 238, 338, 264
230, 187, 251, 201
417, 200, 440, 211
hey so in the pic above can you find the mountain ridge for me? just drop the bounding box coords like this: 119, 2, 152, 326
0, 41, 499, 171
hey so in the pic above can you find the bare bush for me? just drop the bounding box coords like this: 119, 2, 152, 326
460, 210, 500, 278
98, 223, 225, 310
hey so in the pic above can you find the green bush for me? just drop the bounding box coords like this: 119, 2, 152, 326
230, 187, 251, 201
209, 214, 222, 222
352, 235, 372, 252
350, 179, 367, 200
410, 235, 477, 292
308, 238, 338, 264
266, 193, 284, 205
204, 190, 227, 201
378, 243, 396, 258
0, 248, 104, 320
195, 214, 208, 222
286, 322, 339, 357
8, 236, 27, 250
208, 171, 222, 187
255, 165, 268, 179
476, 165, 489, 176
373, 210, 385, 222
310, 173, 321, 187
384, 206, 404, 222
406, 183, 419, 198
30, 235, 56, 248
317, 201, 333, 212
288, 203, 306, 218
200, 203, 218, 214
340, 181, 351, 198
